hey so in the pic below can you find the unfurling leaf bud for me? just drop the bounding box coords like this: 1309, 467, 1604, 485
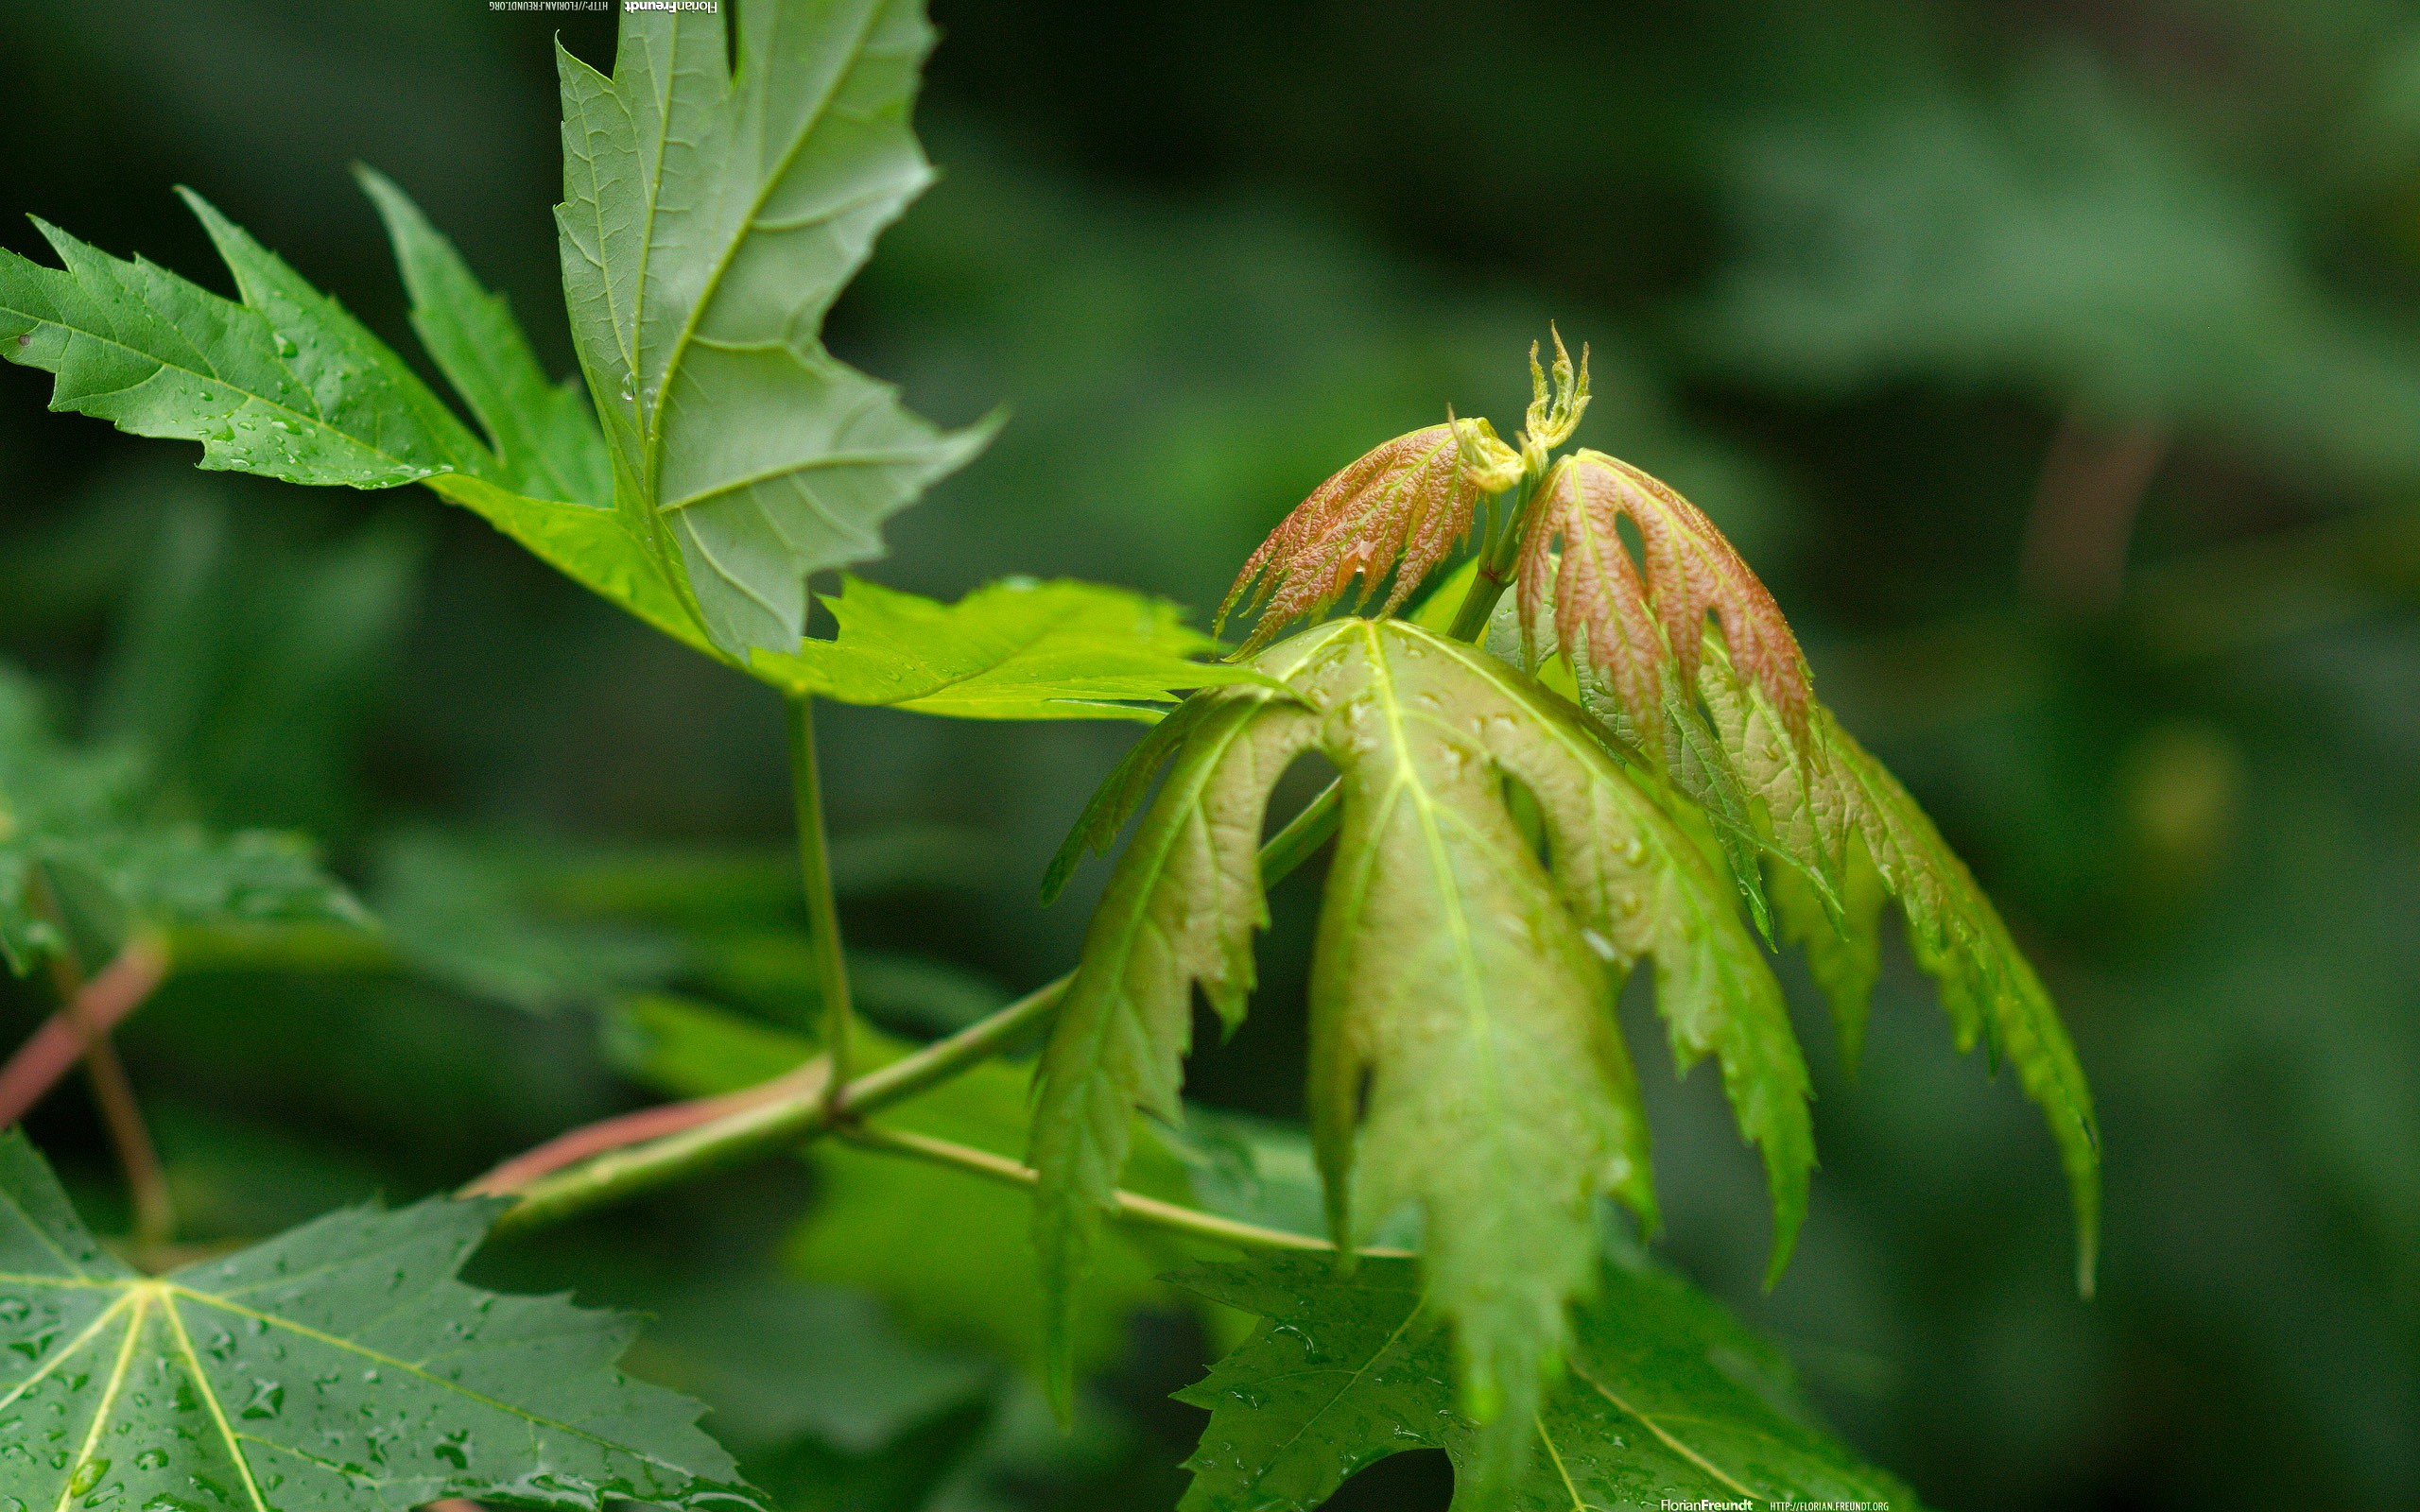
1519, 324, 1591, 471
1517, 449, 1811, 743
1218, 423, 1494, 654
1450, 410, 1524, 494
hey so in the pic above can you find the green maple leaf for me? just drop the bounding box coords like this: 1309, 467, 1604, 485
1030, 618, 1810, 1485
5, 2, 1147, 701
1171, 1249, 1920, 1512
752, 576, 1277, 719
0, 1130, 755, 1509
554, 0, 996, 657
0, 666, 357, 974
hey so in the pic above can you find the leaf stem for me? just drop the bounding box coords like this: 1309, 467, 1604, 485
0, 935, 169, 1127
1447, 474, 1542, 642
1257, 781, 1343, 885
26, 881, 174, 1248
787, 695, 854, 1101
482, 788, 1342, 1239
838, 1123, 1409, 1258
482, 974, 1063, 1237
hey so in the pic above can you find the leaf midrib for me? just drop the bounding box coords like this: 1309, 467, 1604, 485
639, 0, 890, 507
0, 1266, 703, 1488
1351, 621, 1516, 1208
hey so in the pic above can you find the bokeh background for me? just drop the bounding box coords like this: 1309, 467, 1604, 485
3, 1, 2418, 1508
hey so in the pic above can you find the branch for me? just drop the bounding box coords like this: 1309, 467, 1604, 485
786, 695, 855, 1099
838, 1123, 1411, 1259
479, 974, 1063, 1237
462, 1056, 829, 1196
478, 780, 1350, 1240
0, 934, 169, 1126
2019, 410, 2169, 613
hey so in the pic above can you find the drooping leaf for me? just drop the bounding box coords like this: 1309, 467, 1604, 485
0, 665, 359, 974
1502, 447, 2099, 1289
554, 0, 995, 658
0, 1130, 756, 1509
1218, 422, 1505, 655
751, 576, 1273, 720
1170, 1249, 1921, 1512
1032, 618, 1810, 1482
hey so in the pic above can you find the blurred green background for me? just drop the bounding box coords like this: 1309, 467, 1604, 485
3, 1, 2417, 1507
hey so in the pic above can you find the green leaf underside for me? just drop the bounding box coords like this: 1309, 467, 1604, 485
602, 995, 1216, 1382
1030, 618, 1810, 1474
752, 576, 1274, 719
0, 1132, 753, 1510
1172, 1251, 1919, 1512
1513, 560, 2100, 1291
0, 667, 357, 974
555, 0, 994, 658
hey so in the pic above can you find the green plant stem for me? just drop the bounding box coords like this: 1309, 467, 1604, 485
838, 1123, 1412, 1258
1258, 780, 1343, 884
486, 783, 1347, 1239
1446, 474, 1542, 642
787, 695, 854, 1099
486, 974, 1064, 1237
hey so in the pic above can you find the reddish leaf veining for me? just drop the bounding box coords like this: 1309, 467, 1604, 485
1518, 449, 1811, 737
1218, 424, 1484, 654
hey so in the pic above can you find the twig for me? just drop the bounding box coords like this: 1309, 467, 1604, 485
462, 1057, 829, 1196
24, 887, 174, 1248
839, 1123, 1411, 1259
479, 975, 1063, 1236
2018, 409, 2170, 613
0, 934, 169, 1126
786, 696, 855, 1102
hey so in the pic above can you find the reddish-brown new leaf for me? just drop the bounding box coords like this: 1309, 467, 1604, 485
1219, 425, 1483, 654
1517, 449, 1811, 737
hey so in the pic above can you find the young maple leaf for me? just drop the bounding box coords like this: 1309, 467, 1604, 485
1217, 420, 1513, 655
1516, 448, 1812, 743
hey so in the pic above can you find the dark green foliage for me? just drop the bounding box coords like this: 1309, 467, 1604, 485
1173, 1248, 1917, 1512
0, 1131, 753, 1509
0, 664, 357, 973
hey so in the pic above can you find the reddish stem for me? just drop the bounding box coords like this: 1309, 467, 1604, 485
0, 936, 170, 1127
461, 1057, 829, 1198
2021, 411, 2171, 613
